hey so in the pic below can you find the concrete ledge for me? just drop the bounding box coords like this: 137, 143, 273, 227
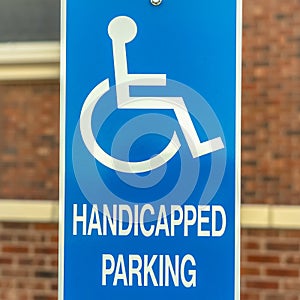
241, 204, 300, 229
0, 200, 299, 229
0, 200, 59, 223
271, 205, 300, 229
0, 42, 60, 81
241, 205, 270, 228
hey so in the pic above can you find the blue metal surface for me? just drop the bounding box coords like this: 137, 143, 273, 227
61, 0, 240, 299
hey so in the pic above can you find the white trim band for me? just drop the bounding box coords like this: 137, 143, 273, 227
0, 42, 60, 81
0, 200, 300, 229
0, 200, 59, 222
241, 204, 300, 229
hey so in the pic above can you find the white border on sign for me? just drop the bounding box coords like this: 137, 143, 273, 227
58, 1, 243, 299
235, 0, 243, 299
59, 0, 66, 299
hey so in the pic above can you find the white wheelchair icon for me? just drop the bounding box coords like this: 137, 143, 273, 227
80, 16, 224, 174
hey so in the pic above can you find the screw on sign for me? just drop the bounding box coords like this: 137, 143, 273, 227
150, 0, 163, 6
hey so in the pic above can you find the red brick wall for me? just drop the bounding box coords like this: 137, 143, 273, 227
241, 1, 300, 298
242, 0, 300, 205
0, 222, 58, 300
0, 81, 60, 298
241, 229, 300, 300
0, 82, 59, 200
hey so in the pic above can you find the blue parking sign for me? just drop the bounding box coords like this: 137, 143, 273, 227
60, 0, 242, 299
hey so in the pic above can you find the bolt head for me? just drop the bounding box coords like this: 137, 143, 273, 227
150, 0, 162, 6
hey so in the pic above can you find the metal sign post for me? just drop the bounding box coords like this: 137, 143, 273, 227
60, 0, 242, 299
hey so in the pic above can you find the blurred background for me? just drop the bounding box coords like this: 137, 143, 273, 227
0, 0, 299, 299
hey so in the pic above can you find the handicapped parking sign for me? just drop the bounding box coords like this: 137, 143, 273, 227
60, 1, 241, 299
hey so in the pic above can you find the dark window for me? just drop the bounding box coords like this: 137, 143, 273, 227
0, 0, 60, 42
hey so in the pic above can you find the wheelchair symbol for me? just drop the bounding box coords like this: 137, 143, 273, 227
80, 16, 224, 174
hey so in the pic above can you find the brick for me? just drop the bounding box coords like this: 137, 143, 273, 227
266, 268, 299, 277
285, 254, 300, 265
283, 281, 300, 291
2, 245, 29, 254
0, 233, 12, 241
50, 258, 58, 267
50, 283, 58, 291
0, 257, 13, 264
0, 279, 14, 288
2, 222, 29, 230
282, 231, 300, 238
246, 280, 279, 290
50, 235, 58, 243
16, 281, 46, 290
33, 296, 58, 300
266, 242, 299, 251
243, 241, 261, 250
264, 294, 299, 300
241, 267, 261, 276
34, 247, 58, 255
35, 271, 57, 279
241, 292, 260, 300
243, 229, 280, 238
34, 224, 58, 231
2, 268, 30, 277
18, 258, 46, 266
247, 254, 280, 263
